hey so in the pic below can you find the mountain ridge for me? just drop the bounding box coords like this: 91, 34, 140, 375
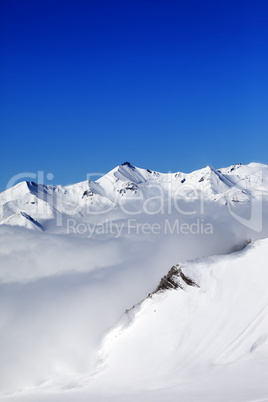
1, 162, 268, 232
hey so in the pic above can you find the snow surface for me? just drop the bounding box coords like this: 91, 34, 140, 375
91, 239, 268, 395
0, 162, 268, 401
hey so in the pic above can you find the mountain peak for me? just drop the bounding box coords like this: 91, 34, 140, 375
120, 161, 136, 170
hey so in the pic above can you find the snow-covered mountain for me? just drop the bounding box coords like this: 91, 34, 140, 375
90, 239, 268, 401
1, 161, 268, 233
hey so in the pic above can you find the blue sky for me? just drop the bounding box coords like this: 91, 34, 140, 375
1, 0, 268, 190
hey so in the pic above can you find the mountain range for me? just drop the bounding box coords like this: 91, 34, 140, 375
1, 161, 268, 233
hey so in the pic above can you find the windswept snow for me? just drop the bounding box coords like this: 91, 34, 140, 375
0, 238, 267, 401
92, 239, 268, 394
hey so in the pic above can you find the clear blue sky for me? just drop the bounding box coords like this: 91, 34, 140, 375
1, 0, 268, 190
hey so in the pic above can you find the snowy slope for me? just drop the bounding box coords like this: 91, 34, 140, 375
1, 212, 44, 231
91, 239, 268, 395
1, 239, 267, 402
91, 240, 268, 388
